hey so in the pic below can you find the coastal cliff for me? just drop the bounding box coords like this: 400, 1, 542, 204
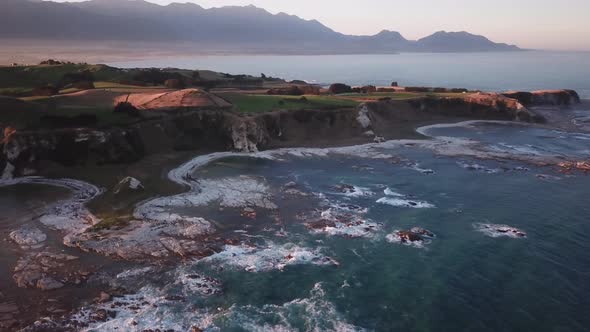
0, 90, 578, 179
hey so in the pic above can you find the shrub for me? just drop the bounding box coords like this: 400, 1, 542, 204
267, 86, 304, 96
164, 78, 185, 89
72, 81, 95, 90
405, 86, 431, 93
113, 102, 140, 117
31, 85, 59, 96
329, 83, 352, 94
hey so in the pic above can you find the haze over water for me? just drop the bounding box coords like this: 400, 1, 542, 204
109, 51, 590, 98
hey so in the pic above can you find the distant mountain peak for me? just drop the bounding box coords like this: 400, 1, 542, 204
2, 0, 521, 53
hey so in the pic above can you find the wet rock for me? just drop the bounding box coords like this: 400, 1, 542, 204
283, 181, 297, 188
305, 205, 379, 238
113, 176, 144, 195
281, 181, 309, 197
386, 227, 435, 247
67, 217, 216, 261
90, 309, 109, 322
373, 136, 386, 143
13, 252, 89, 290
332, 184, 356, 194
37, 277, 64, 291
410, 227, 435, 238
96, 292, 111, 303
474, 223, 526, 238
558, 161, 590, 173
240, 207, 257, 219
180, 274, 223, 296
9, 226, 47, 249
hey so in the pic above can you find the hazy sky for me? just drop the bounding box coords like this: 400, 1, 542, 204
51, 0, 590, 50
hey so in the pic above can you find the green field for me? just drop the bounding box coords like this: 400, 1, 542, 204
337, 92, 468, 100
219, 93, 360, 113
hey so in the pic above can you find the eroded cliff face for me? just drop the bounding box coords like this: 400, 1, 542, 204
0, 91, 560, 178
1, 128, 144, 179
502, 90, 581, 106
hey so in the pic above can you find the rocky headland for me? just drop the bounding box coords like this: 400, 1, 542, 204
1, 89, 580, 179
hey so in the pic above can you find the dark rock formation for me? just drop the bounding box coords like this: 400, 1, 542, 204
329, 83, 352, 94
13, 252, 91, 291
502, 90, 581, 106
2, 89, 573, 178
113, 102, 140, 117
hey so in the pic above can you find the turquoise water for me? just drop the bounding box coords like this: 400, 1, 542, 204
108, 51, 590, 98
77, 122, 590, 331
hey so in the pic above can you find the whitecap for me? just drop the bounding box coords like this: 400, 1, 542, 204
217, 283, 364, 332
384, 187, 405, 197
377, 197, 435, 209
200, 242, 338, 272
473, 223, 527, 238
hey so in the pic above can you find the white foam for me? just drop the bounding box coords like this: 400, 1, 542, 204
335, 185, 375, 198
456, 161, 501, 174
384, 187, 405, 197
0, 177, 103, 236
219, 283, 364, 332
377, 197, 435, 209
62, 282, 362, 332
200, 242, 338, 272
308, 207, 380, 238
474, 223, 527, 238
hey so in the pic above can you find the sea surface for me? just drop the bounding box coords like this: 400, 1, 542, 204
3, 119, 590, 331
108, 51, 590, 98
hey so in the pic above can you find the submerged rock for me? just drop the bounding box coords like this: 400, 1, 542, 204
9, 226, 47, 249
474, 223, 526, 238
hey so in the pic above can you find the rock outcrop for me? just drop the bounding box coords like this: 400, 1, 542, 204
1, 89, 571, 178
13, 252, 91, 291
502, 89, 580, 106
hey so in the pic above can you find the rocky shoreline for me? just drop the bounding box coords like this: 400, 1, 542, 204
0, 87, 586, 330
1, 89, 581, 180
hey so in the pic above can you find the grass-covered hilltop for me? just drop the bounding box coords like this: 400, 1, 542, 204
0, 60, 473, 129
0, 60, 581, 184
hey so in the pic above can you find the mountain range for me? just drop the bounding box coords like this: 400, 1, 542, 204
0, 0, 521, 54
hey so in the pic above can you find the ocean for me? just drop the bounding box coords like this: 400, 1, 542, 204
3, 121, 590, 331
108, 51, 590, 98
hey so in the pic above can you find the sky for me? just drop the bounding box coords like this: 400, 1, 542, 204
50, 0, 590, 50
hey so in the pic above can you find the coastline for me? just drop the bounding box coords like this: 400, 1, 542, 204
2, 112, 589, 329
